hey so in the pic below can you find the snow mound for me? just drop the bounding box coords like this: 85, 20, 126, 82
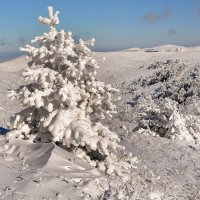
123, 47, 144, 52
0, 137, 100, 177
0, 136, 103, 199
0, 137, 163, 200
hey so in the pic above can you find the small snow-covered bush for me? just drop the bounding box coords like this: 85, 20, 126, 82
137, 60, 187, 87
8, 6, 135, 174
134, 60, 200, 105
153, 65, 200, 104
136, 97, 198, 143
128, 60, 188, 106
147, 59, 180, 70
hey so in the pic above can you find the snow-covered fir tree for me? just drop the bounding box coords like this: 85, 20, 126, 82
8, 6, 136, 174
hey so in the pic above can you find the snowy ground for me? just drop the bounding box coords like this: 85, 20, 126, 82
1, 45, 200, 199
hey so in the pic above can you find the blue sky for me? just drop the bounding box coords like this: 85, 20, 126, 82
1, 0, 200, 53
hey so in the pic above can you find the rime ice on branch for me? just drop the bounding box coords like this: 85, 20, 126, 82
8, 6, 133, 174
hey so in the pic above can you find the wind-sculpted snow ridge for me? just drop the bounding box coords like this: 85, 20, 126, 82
0, 136, 166, 199
130, 60, 200, 144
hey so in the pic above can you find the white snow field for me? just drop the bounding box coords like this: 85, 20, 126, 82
1, 45, 200, 199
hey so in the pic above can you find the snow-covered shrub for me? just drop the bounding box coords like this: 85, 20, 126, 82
83, 164, 163, 200
8, 6, 134, 174
135, 96, 200, 144
147, 60, 180, 70
153, 65, 200, 104
136, 60, 187, 87
128, 60, 187, 107
133, 60, 200, 105
129, 60, 200, 144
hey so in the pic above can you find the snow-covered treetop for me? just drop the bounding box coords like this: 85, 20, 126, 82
38, 6, 60, 27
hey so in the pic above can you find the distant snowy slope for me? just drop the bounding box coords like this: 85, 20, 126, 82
124, 44, 200, 53
123, 47, 144, 52
145, 44, 188, 52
